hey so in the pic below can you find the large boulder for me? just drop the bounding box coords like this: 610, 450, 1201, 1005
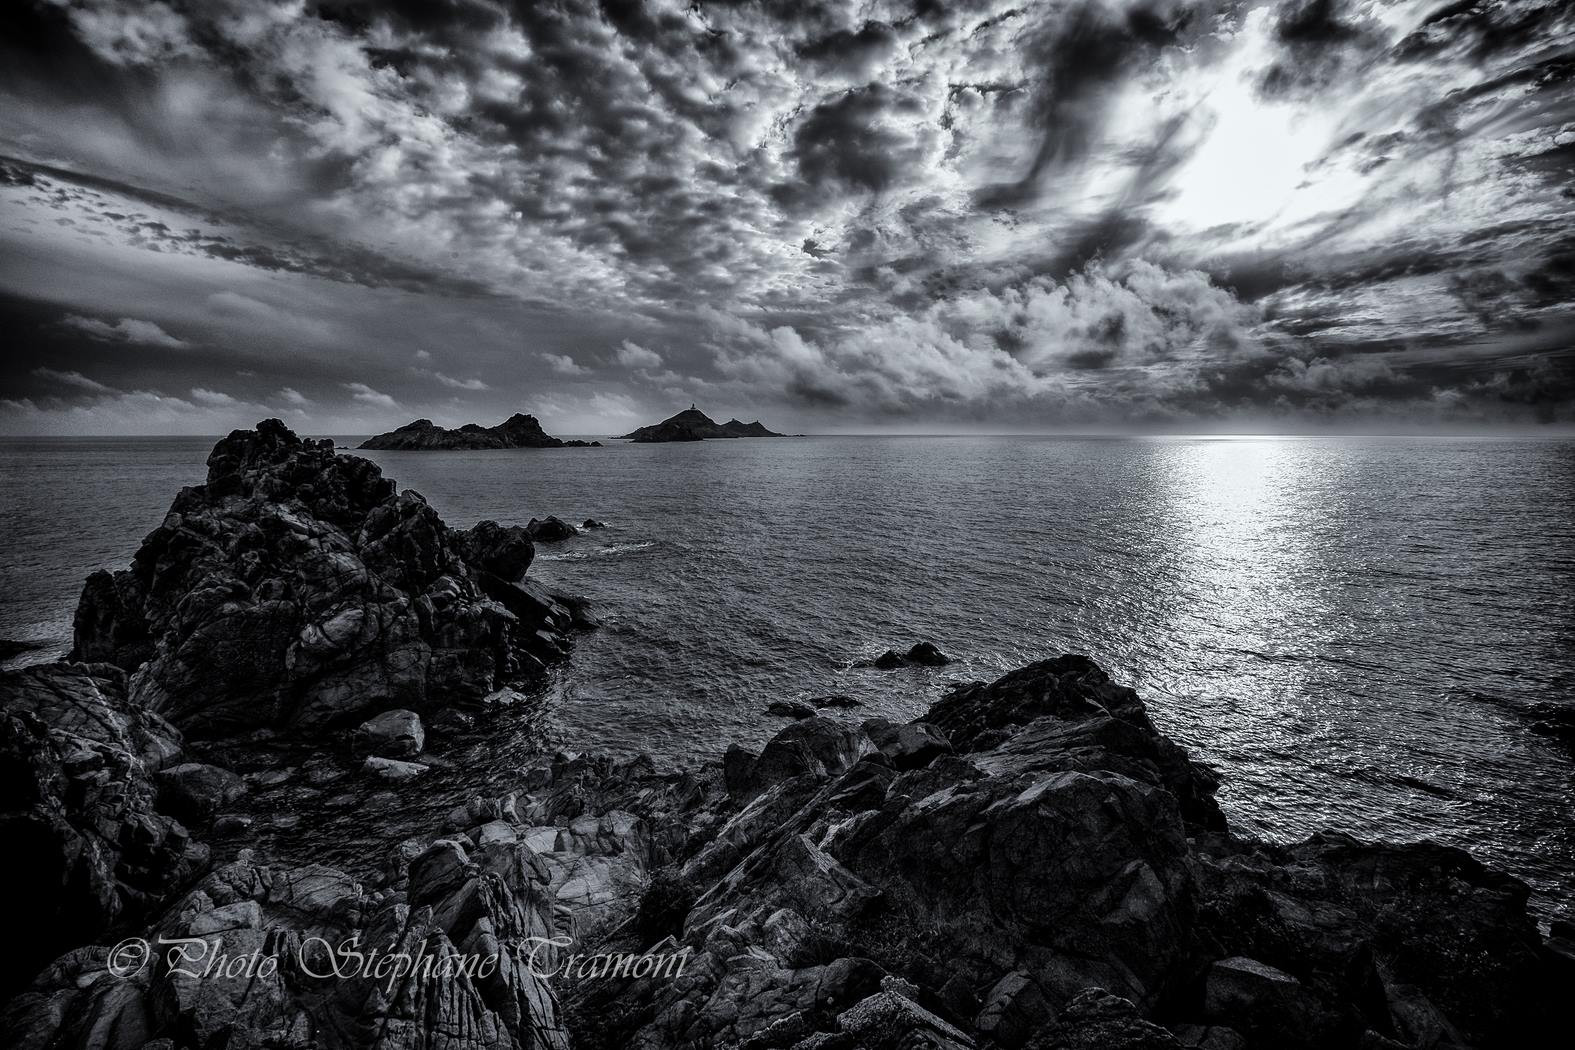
749, 716, 872, 793
67, 420, 575, 737
458, 519, 535, 581
154, 761, 246, 824
352, 708, 425, 757
930, 655, 1224, 830
861, 716, 952, 769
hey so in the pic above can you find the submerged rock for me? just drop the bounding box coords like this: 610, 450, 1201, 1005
868, 641, 954, 669
766, 699, 817, 719
0, 638, 47, 662
527, 515, 579, 542
811, 693, 862, 708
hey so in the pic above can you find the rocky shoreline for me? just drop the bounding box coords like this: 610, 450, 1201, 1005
2, 422, 1569, 1049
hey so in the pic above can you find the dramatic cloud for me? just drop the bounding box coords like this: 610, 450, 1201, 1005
432, 372, 490, 391
0, 0, 1571, 433
614, 340, 664, 370
32, 366, 112, 393
542, 353, 589, 376
189, 387, 239, 406
343, 382, 398, 410
59, 313, 187, 347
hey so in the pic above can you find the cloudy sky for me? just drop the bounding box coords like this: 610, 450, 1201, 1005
1, 0, 1572, 435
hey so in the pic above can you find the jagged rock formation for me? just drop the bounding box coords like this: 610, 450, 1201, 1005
554, 657, 1564, 1049
5, 835, 571, 1050
360, 413, 601, 450
620, 406, 783, 442
70, 419, 578, 736
0, 662, 206, 997
4, 653, 1569, 1048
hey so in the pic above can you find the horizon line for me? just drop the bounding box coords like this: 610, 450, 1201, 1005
4, 428, 1575, 441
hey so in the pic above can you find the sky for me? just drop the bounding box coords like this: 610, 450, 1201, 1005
1, 0, 1572, 435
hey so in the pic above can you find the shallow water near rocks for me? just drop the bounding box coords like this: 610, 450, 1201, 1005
2, 434, 1572, 921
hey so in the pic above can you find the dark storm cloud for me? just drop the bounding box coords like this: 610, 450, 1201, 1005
798, 20, 902, 82
975, 1, 1202, 209
779, 81, 940, 205
2, 0, 1574, 432
1393, 0, 1558, 63
1254, 0, 1386, 100
0, 157, 498, 296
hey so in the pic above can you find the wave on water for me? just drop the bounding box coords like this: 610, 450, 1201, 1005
537, 540, 656, 561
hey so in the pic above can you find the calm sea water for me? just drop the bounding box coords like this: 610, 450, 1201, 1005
2, 435, 1573, 921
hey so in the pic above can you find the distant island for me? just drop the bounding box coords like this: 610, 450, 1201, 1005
358, 413, 600, 450
621, 404, 784, 442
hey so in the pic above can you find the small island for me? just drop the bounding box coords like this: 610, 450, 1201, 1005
621, 404, 784, 442
358, 413, 600, 450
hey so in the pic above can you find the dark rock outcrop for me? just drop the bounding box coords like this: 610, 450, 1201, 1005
528, 516, 579, 542
4, 655, 1566, 1049
0, 638, 47, 663
0, 662, 208, 997
68, 419, 577, 738
620, 406, 783, 442
811, 693, 862, 708
4, 836, 570, 1050
359, 413, 600, 450
548, 658, 1561, 1049
860, 716, 952, 769
868, 641, 953, 669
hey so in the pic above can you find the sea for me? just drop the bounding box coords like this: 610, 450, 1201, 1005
2, 434, 1572, 922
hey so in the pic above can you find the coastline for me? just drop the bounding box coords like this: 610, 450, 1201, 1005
1, 421, 1571, 1049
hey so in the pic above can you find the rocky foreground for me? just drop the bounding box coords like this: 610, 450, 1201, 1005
2, 422, 1571, 1050
359, 414, 600, 450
